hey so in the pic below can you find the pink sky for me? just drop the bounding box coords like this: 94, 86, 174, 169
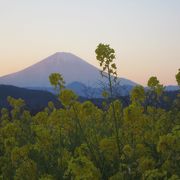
0, 0, 179, 85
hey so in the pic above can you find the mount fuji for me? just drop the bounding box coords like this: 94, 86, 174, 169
0, 52, 137, 89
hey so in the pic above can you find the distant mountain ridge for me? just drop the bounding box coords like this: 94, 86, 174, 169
0, 85, 60, 114
165, 85, 179, 91
0, 52, 137, 88
0, 85, 179, 114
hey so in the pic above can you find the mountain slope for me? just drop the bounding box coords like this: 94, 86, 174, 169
0, 85, 60, 114
0, 52, 137, 87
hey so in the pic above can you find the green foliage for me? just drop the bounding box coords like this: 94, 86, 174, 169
59, 89, 78, 108
95, 44, 122, 170
99, 137, 118, 161
0, 85, 179, 180
66, 155, 101, 179
131, 85, 145, 104
49, 73, 65, 91
147, 76, 160, 88
95, 43, 117, 80
176, 69, 180, 86
148, 76, 164, 96
95, 43, 117, 98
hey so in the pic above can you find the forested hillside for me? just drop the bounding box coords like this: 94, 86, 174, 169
0, 44, 179, 179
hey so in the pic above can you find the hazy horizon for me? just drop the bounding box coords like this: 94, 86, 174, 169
0, 0, 180, 85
